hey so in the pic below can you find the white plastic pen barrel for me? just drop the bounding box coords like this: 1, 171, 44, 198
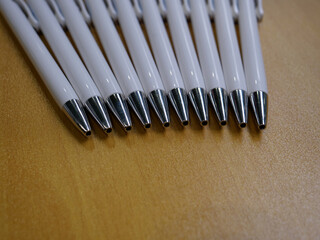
86, 0, 151, 128
239, 0, 268, 129
140, 0, 189, 125
26, 0, 100, 103
214, 0, 247, 92
114, 0, 164, 94
0, 0, 91, 136
139, 0, 184, 92
86, 0, 143, 97
114, 0, 170, 127
166, 0, 208, 125
56, 0, 122, 99
190, 0, 226, 91
56, 0, 131, 131
27, 0, 112, 133
190, 0, 228, 125
214, 0, 248, 127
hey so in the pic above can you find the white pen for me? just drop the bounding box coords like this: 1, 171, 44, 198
190, 0, 228, 126
239, 0, 268, 129
214, 0, 248, 128
0, 0, 91, 136
166, 0, 209, 126
26, 0, 112, 133
56, 0, 132, 131
85, 0, 151, 129
114, 0, 170, 127
139, 0, 189, 126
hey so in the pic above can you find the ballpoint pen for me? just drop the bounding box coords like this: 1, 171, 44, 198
238, 0, 268, 129
114, 0, 170, 127
0, 0, 91, 136
214, 0, 248, 128
139, 0, 189, 126
166, 0, 209, 126
190, 0, 228, 126
85, 0, 151, 129
55, 0, 132, 132
26, 0, 112, 133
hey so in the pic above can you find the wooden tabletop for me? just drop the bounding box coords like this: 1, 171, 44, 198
1, 0, 319, 239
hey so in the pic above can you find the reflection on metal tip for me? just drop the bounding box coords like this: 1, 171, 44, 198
229, 89, 248, 128
148, 89, 170, 127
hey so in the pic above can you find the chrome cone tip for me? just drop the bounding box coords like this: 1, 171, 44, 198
62, 99, 91, 136
85, 96, 112, 133
148, 89, 170, 127
168, 88, 189, 126
249, 91, 268, 130
229, 89, 248, 128
188, 87, 209, 126
127, 90, 152, 129
208, 88, 228, 126
106, 93, 132, 132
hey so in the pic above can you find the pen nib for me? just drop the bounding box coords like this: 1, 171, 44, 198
249, 91, 268, 130
85, 96, 112, 133
208, 88, 228, 126
168, 88, 189, 126
62, 99, 91, 136
229, 89, 248, 128
127, 91, 152, 129
106, 93, 132, 132
148, 89, 170, 127
188, 88, 209, 126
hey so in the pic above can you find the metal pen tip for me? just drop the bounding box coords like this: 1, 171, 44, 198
168, 88, 189, 126
229, 89, 248, 128
62, 99, 91, 136
188, 87, 209, 126
127, 91, 152, 129
208, 88, 228, 126
106, 93, 132, 132
85, 96, 112, 133
148, 89, 170, 127
250, 91, 268, 130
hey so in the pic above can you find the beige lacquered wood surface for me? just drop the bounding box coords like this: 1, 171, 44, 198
1, 0, 320, 239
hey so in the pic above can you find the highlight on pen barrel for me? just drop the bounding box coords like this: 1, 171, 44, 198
165, 0, 209, 126
0, 0, 92, 136
139, 0, 189, 126
238, 0, 268, 129
114, 0, 170, 127
189, 0, 228, 126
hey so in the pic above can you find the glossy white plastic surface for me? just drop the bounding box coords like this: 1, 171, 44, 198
114, 0, 165, 94
56, 0, 122, 100
190, 0, 226, 91
214, 0, 247, 92
27, 0, 101, 103
166, 0, 206, 92
0, 0, 78, 107
140, 0, 185, 92
239, 0, 268, 93
86, 0, 143, 97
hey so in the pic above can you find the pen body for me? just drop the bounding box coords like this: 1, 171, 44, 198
214, 0, 247, 92
56, 0, 123, 99
27, 0, 101, 103
140, 0, 185, 92
166, 0, 206, 91
0, 0, 78, 107
190, 0, 226, 91
239, 0, 268, 94
115, 0, 165, 94
86, 0, 143, 97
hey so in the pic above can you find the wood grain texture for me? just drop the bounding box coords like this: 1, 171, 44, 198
0, 0, 320, 239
